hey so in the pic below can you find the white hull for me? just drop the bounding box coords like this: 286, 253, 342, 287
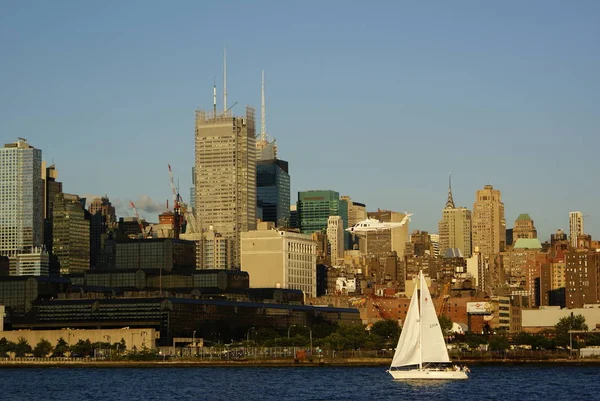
388, 369, 468, 380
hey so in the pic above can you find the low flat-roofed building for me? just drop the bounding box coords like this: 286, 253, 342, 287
522, 305, 600, 333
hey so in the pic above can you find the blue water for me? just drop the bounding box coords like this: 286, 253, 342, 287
1, 365, 599, 400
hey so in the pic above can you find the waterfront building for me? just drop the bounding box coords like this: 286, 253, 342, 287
297, 190, 348, 235
569, 211, 584, 248
472, 185, 506, 258
113, 238, 196, 272
241, 222, 317, 297
194, 106, 256, 269
0, 138, 44, 255
513, 214, 537, 241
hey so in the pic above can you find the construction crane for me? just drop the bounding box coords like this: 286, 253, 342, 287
167, 164, 183, 239
129, 201, 146, 238
436, 282, 451, 316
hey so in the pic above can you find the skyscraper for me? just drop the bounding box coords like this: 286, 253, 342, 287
255, 71, 290, 227
53, 193, 90, 274
327, 216, 344, 265
569, 211, 584, 248
42, 162, 63, 256
438, 175, 472, 258
297, 190, 348, 235
472, 185, 506, 258
194, 106, 256, 269
513, 214, 537, 241
0, 138, 43, 255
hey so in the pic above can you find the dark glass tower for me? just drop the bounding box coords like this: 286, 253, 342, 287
256, 159, 290, 227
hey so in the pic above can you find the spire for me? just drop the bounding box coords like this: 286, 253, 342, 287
445, 173, 455, 209
260, 70, 266, 141
223, 47, 227, 113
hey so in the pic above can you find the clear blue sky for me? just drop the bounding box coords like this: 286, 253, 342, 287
1, 1, 598, 241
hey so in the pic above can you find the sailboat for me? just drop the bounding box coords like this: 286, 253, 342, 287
388, 271, 469, 380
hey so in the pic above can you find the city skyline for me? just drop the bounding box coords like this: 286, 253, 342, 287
1, 1, 599, 240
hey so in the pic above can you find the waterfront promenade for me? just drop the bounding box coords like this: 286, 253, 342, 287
1, 349, 599, 368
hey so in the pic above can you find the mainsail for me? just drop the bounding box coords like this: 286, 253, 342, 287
420, 272, 451, 363
390, 284, 420, 368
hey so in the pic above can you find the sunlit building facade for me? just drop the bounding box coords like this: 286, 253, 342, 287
0, 138, 43, 255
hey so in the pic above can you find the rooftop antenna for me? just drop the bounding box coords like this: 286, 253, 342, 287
213, 76, 217, 117
223, 47, 227, 113
261, 70, 266, 141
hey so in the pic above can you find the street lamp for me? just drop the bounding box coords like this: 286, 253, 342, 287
193, 331, 196, 357
569, 330, 587, 359
246, 327, 255, 343
104, 335, 111, 360
288, 325, 297, 339
141, 331, 147, 349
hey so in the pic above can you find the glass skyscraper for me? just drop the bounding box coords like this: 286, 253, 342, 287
297, 190, 348, 235
257, 159, 290, 227
0, 138, 43, 255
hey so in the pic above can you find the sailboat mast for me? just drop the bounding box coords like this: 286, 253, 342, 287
419, 270, 424, 370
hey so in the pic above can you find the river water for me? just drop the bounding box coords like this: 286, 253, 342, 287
1, 365, 598, 400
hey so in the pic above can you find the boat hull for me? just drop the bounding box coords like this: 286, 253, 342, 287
388, 369, 468, 380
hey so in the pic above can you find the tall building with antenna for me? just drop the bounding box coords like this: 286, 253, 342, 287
438, 174, 472, 258
256, 70, 290, 227
194, 53, 257, 269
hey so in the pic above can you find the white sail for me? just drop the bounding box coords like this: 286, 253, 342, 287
420, 272, 451, 363
390, 284, 420, 367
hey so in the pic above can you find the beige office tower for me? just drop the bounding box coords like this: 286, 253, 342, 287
53, 193, 90, 274
241, 224, 317, 297
472, 185, 506, 258
364, 210, 409, 259
569, 211, 584, 248
513, 214, 537, 241
438, 175, 472, 258
194, 106, 257, 269
327, 216, 344, 265
340, 196, 367, 227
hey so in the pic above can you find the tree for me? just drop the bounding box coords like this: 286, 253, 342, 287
438, 315, 453, 337
14, 337, 32, 357
54, 338, 69, 357
33, 338, 53, 357
370, 319, 400, 347
323, 332, 347, 351
337, 324, 368, 350
555, 314, 588, 348
488, 335, 510, 352
70, 339, 93, 357
0, 337, 16, 357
